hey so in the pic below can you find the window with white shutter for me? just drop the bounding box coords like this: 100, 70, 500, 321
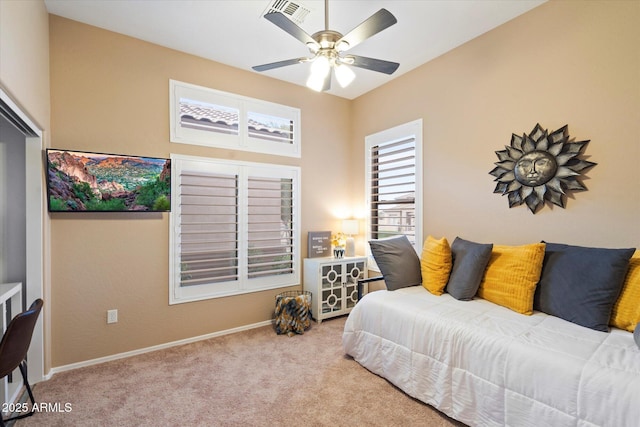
170, 80, 301, 157
170, 155, 300, 304
365, 120, 423, 263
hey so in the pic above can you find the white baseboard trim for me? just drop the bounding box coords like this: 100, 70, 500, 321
46, 319, 274, 379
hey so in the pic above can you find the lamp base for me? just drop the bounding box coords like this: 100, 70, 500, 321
345, 237, 355, 257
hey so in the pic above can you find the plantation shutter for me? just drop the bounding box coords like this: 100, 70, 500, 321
370, 136, 417, 245
170, 155, 300, 304
247, 176, 294, 279
178, 170, 239, 287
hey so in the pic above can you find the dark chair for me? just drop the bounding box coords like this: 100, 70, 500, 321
0, 299, 43, 427
357, 276, 385, 301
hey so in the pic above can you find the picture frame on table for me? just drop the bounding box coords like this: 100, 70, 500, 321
307, 231, 331, 258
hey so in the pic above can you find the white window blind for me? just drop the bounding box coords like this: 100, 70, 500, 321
247, 176, 295, 279
365, 120, 423, 257
170, 155, 300, 304
370, 137, 417, 244
179, 171, 239, 287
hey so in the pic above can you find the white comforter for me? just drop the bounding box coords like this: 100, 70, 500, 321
342, 286, 640, 427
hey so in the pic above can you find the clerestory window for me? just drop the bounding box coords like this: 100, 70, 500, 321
169, 80, 301, 157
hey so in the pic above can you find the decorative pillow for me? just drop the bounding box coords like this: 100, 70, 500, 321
420, 236, 452, 296
634, 323, 640, 349
446, 237, 493, 300
477, 243, 546, 315
534, 243, 635, 332
610, 250, 640, 332
369, 235, 422, 291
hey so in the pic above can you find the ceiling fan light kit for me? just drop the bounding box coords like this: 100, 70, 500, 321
253, 0, 400, 93
334, 63, 356, 88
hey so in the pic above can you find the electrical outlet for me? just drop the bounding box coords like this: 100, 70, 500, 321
107, 309, 118, 324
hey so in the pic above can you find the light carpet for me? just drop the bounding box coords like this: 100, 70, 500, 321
17, 315, 465, 426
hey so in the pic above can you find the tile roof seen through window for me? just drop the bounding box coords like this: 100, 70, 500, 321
180, 101, 292, 143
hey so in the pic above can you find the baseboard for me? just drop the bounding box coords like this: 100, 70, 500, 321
46, 319, 273, 378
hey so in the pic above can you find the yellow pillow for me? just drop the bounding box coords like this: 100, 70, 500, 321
477, 243, 546, 315
420, 236, 452, 296
610, 250, 640, 332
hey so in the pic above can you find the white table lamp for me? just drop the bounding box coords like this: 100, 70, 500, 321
342, 219, 359, 257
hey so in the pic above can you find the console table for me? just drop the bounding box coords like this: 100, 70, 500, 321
303, 257, 367, 323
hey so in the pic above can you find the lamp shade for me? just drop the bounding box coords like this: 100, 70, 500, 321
306, 73, 326, 92
342, 219, 359, 236
335, 64, 355, 88
307, 56, 332, 91
310, 55, 331, 77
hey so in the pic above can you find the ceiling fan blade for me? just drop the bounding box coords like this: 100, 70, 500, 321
263, 12, 319, 48
345, 55, 399, 75
252, 58, 306, 72
336, 9, 397, 51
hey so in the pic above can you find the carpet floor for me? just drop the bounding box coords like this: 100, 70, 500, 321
16, 315, 465, 426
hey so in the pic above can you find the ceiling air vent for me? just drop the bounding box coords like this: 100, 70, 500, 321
261, 0, 311, 25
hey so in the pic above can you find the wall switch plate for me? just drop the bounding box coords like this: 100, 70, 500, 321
107, 309, 118, 324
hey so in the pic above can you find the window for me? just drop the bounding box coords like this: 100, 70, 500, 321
365, 120, 423, 262
170, 154, 300, 304
170, 80, 301, 157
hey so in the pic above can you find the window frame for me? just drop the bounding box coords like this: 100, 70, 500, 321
169, 80, 301, 158
364, 119, 423, 269
169, 154, 301, 304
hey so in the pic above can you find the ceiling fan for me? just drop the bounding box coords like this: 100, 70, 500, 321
252, 0, 400, 92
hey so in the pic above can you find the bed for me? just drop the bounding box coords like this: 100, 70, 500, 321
342, 286, 640, 427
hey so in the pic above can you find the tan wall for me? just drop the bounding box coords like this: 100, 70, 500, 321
48, 0, 639, 368
0, 0, 51, 372
0, 0, 50, 129
352, 0, 639, 249
49, 15, 352, 367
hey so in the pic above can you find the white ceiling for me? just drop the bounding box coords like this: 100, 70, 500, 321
44, 0, 546, 99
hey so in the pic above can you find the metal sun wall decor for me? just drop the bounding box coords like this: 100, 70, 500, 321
489, 123, 596, 214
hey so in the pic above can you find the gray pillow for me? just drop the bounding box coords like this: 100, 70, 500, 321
369, 235, 422, 291
634, 324, 640, 349
534, 242, 634, 332
446, 237, 493, 300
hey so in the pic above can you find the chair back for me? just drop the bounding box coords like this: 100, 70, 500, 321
0, 299, 43, 378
